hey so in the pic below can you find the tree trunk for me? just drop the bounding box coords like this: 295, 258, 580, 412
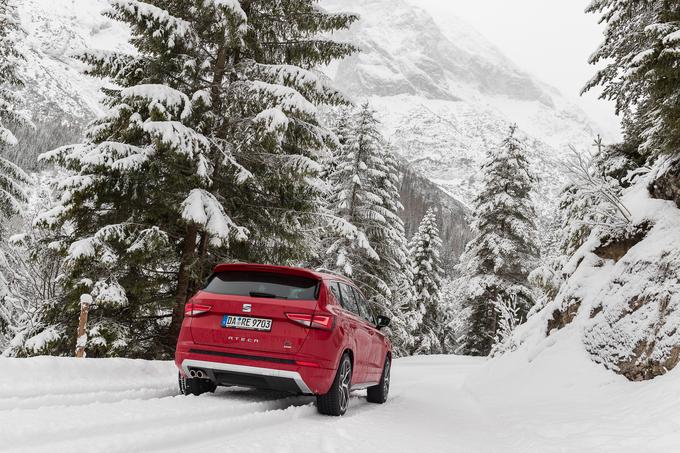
196, 39, 230, 271
167, 223, 199, 347
211, 45, 228, 110
193, 231, 211, 294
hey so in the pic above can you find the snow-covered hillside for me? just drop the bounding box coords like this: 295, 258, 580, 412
16, 0, 604, 212
17, 0, 132, 119
321, 0, 605, 209
507, 157, 680, 381
1, 354, 678, 452
8, 0, 133, 169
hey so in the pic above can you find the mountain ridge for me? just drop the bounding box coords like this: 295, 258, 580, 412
10, 0, 603, 263
321, 0, 603, 215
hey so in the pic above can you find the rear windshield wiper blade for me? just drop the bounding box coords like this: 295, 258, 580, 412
249, 292, 286, 299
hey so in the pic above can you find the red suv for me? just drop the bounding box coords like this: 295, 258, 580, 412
175, 263, 392, 416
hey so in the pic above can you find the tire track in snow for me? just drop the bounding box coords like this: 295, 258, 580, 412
2, 380, 175, 400
1, 389, 315, 452
0, 385, 178, 410
6, 393, 319, 453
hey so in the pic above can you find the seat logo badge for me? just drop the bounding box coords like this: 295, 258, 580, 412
242, 304, 252, 313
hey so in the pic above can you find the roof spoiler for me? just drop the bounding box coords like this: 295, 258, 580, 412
212, 263, 323, 281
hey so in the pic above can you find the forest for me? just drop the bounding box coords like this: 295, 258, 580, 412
0, 0, 678, 385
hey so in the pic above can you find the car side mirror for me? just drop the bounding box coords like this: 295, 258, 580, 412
376, 316, 391, 329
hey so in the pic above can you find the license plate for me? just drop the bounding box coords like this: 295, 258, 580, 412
221, 315, 272, 331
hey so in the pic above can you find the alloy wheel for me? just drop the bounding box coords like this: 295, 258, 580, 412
339, 358, 351, 412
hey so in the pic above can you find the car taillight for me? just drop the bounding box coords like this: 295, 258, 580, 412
286, 313, 334, 330
184, 303, 212, 317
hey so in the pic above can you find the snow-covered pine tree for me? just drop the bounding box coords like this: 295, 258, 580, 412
38, 0, 357, 358
0, 0, 29, 221
324, 104, 381, 276
408, 207, 445, 355
459, 125, 539, 356
584, 0, 680, 156
364, 138, 417, 356
324, 103, 416, 354
319, 106, 351, 184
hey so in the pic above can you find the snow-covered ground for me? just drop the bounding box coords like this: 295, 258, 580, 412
1, 345, 678, 453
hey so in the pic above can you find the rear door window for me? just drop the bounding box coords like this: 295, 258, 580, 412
338, 283, 360, 314
203, 271, 319, 301
352, 287, 375, 322
329, 281, 343, 305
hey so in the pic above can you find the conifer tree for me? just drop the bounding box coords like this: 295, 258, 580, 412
324, 103, 416, 354
0, 0, 29, 220
584, 0, 680, 155
459, 125, 539, 356
325, 104, 381, 275
408, 208, 445, 355
363, 131, 417, 355
38, 0, 357, 358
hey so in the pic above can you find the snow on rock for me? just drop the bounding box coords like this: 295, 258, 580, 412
500, 158, 680, 381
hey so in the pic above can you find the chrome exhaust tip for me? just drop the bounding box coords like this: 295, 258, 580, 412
196, 370, 205, 379
189, 370, 197, 378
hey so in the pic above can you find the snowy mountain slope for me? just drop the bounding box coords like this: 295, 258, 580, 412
321, 0, 603, 209
1, 355, 678, 452
8, 0, 133, 169
11, 0, 475, 259
12, 0, 601, 256
400, 167, 470, 271
17, 0, 132, 119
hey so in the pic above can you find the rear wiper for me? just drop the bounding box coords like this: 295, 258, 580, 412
249, 292, 286, 299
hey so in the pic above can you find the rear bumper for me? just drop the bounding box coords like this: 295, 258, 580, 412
176, 344, 337, 395
181, 359, 313, 394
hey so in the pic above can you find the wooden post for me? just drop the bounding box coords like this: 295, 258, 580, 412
75, 294, 93, 358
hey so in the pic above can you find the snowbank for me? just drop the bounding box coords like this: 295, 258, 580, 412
470, 333, 680, 452
0, 356, 176, 403
500, 160, 680, 381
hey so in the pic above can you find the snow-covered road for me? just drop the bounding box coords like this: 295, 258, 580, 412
1, 348, 679, 453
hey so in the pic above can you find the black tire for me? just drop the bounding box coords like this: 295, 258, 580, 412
178, 373, 217, 396
316, 353, 352, 416
367, 356, 390, 404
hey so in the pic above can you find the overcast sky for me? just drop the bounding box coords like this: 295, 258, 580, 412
408, 0, 623, 140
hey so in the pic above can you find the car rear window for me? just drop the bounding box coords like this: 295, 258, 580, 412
203, 271, 319, 301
